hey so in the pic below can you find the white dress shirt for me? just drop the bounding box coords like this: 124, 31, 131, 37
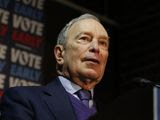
58, 76, 94, 108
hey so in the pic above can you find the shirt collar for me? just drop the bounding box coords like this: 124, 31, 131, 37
58, 76, 94, 98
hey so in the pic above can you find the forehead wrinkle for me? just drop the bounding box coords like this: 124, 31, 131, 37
68, 19, 108, 41
87, 20, 108, 39
67, 21, 81, 40
77, 32, 93, 37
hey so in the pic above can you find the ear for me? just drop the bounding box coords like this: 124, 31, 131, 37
54, 45, 65, 65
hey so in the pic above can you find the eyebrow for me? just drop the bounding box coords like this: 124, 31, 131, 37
99, 36, 110, 40
75, 32, 110, 40
75, 32, 91, 39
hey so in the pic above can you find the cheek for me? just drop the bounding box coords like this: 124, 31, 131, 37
68, 47, 85, 61
100, 52, 108, 69
65, 49, 82, 67
101, 50, 108, 61
104, 55, 108, 65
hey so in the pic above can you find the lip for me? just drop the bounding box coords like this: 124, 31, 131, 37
82, 57, 100, 64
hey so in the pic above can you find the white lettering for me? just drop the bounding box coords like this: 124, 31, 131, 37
11, 47, 42, 69
13, 14, 43, 36
9, 76, 40, 87
0, 74, 5, 89
15, 0, 44, 10
0, 44, 7, 59
0, 8, 9, 25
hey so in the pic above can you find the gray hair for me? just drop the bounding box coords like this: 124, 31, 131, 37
57, 13, 100, 45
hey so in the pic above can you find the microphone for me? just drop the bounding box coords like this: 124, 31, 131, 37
132, 77, 160, 88
120, 77, 160, 93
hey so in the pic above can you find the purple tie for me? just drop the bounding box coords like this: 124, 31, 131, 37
76, 89, 91, 108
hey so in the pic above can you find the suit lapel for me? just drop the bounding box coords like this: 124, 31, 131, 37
41, 77, 77, 120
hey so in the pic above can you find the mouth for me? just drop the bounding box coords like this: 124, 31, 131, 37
82, 58, 100, 64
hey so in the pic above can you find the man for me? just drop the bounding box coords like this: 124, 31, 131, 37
0, 13, 109, 120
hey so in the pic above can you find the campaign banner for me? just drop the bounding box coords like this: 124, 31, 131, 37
0, 0, 45, 96
154, 87, 160, 120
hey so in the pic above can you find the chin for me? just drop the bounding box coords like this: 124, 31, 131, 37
83, 70, 101, 80
78, 74, 102, 90
80, 81, 98, 90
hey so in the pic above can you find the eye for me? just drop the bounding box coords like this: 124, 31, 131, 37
99, 40, 108, 49
99, 41, 107, 46
79, 36, 91, 42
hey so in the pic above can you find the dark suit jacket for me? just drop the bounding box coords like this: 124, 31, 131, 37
0, 77, 77, 120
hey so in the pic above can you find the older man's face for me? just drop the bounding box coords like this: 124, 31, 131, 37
61, 19, 109, 90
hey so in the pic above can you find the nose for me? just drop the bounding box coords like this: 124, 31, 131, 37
89, 40, 100, 53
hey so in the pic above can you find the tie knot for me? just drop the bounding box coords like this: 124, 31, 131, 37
76, 89, 91, 101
